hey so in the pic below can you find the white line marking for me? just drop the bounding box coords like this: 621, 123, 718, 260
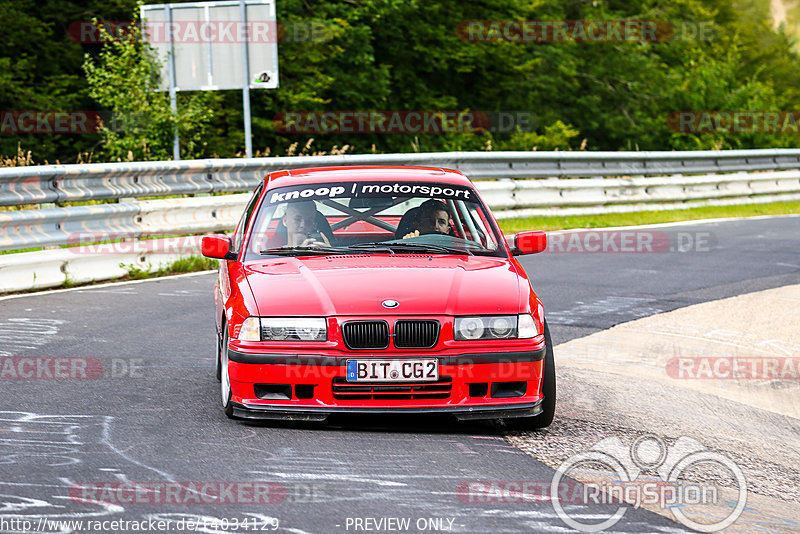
100, 418, 176, 482
0, 270, 216, 302
250, 472, 407, 487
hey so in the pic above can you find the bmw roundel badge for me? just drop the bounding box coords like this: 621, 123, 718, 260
382, 299, 399, 309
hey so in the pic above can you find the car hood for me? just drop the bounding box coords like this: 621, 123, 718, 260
243, 254, 522, 316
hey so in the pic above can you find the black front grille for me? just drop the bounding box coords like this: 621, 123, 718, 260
342, 321, 389, 349
332, 376, 452, 400
394, 320, 440, 349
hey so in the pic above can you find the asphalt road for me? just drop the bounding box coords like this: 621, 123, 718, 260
1, 215, 798, 534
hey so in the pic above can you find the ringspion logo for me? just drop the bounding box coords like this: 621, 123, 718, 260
552, 435, 746, 532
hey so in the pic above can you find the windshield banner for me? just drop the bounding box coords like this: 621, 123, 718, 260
267, 182, 474, 204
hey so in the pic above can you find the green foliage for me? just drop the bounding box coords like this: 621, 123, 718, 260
244, 0, 800, 154
118, 255, 217, 281
162, 255, 218, 274
82, 8, 216, 161
504, 121, 581, 151
0, 0, 137, 163
3, 0, 800, 161
119, 261, 152, 279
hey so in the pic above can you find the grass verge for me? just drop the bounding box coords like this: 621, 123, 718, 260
496, 200, 800, 233
119, 255, 219, 280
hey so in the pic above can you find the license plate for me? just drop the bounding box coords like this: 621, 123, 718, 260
345, 359, 439, 382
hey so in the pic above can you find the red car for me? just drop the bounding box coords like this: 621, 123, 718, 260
202, 166, 554, 428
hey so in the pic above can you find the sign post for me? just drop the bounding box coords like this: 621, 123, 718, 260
239, 0, 253, 158
165, 4, 179, 160
141, 0, 279, 160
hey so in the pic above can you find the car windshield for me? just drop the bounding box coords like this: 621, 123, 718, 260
243, 180, 507, 260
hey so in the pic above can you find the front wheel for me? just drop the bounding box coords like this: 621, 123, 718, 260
504, 320, 556, 430
220, 324, 234, 419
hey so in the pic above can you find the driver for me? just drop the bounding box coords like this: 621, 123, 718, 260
403, 199, 451, 239
270, 201, 331, 248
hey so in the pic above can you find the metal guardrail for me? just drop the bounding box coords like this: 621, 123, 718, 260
481, 170, 800, 213
2, 149, 800, 293
3, 150, 800, 252
3, 149, 800, 206
0, 236, 202, 294
0, 195, 248, 250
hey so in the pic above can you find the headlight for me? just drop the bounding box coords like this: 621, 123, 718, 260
260, 317, 327, 342
238, 317, 262, 341
456, 317, 486, 340
454, 314, 538, 340
489, 316, 513, 337
517, 313, 538, 338
455, 315, 516, 340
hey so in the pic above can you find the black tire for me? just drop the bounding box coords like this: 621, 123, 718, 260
504, 320, 556, 430
220, 325, 234, 419
215, 328, 222, 382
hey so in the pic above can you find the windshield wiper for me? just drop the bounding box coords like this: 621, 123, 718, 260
342, 243, 396, 254
351, 242, 473, 255
260, 246, 350, 256
262, 242, 477, 257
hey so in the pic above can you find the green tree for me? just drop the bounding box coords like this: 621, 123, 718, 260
5, 0, 800, 161
0, 0, 134, 162
82, 8, 217, 161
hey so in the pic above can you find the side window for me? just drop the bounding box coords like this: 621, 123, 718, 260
231, 183, 263, 255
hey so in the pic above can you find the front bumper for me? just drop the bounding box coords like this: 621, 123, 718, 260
226, 347, 547, 421
230, 400, 543, 422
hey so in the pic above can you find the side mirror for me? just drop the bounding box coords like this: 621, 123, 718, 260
201, 235, 235, 260
510, 231, 547, 255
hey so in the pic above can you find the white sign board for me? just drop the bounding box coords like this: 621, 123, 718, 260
141, 0, 279, 91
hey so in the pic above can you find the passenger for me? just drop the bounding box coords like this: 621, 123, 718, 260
403, 199, 452, 239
